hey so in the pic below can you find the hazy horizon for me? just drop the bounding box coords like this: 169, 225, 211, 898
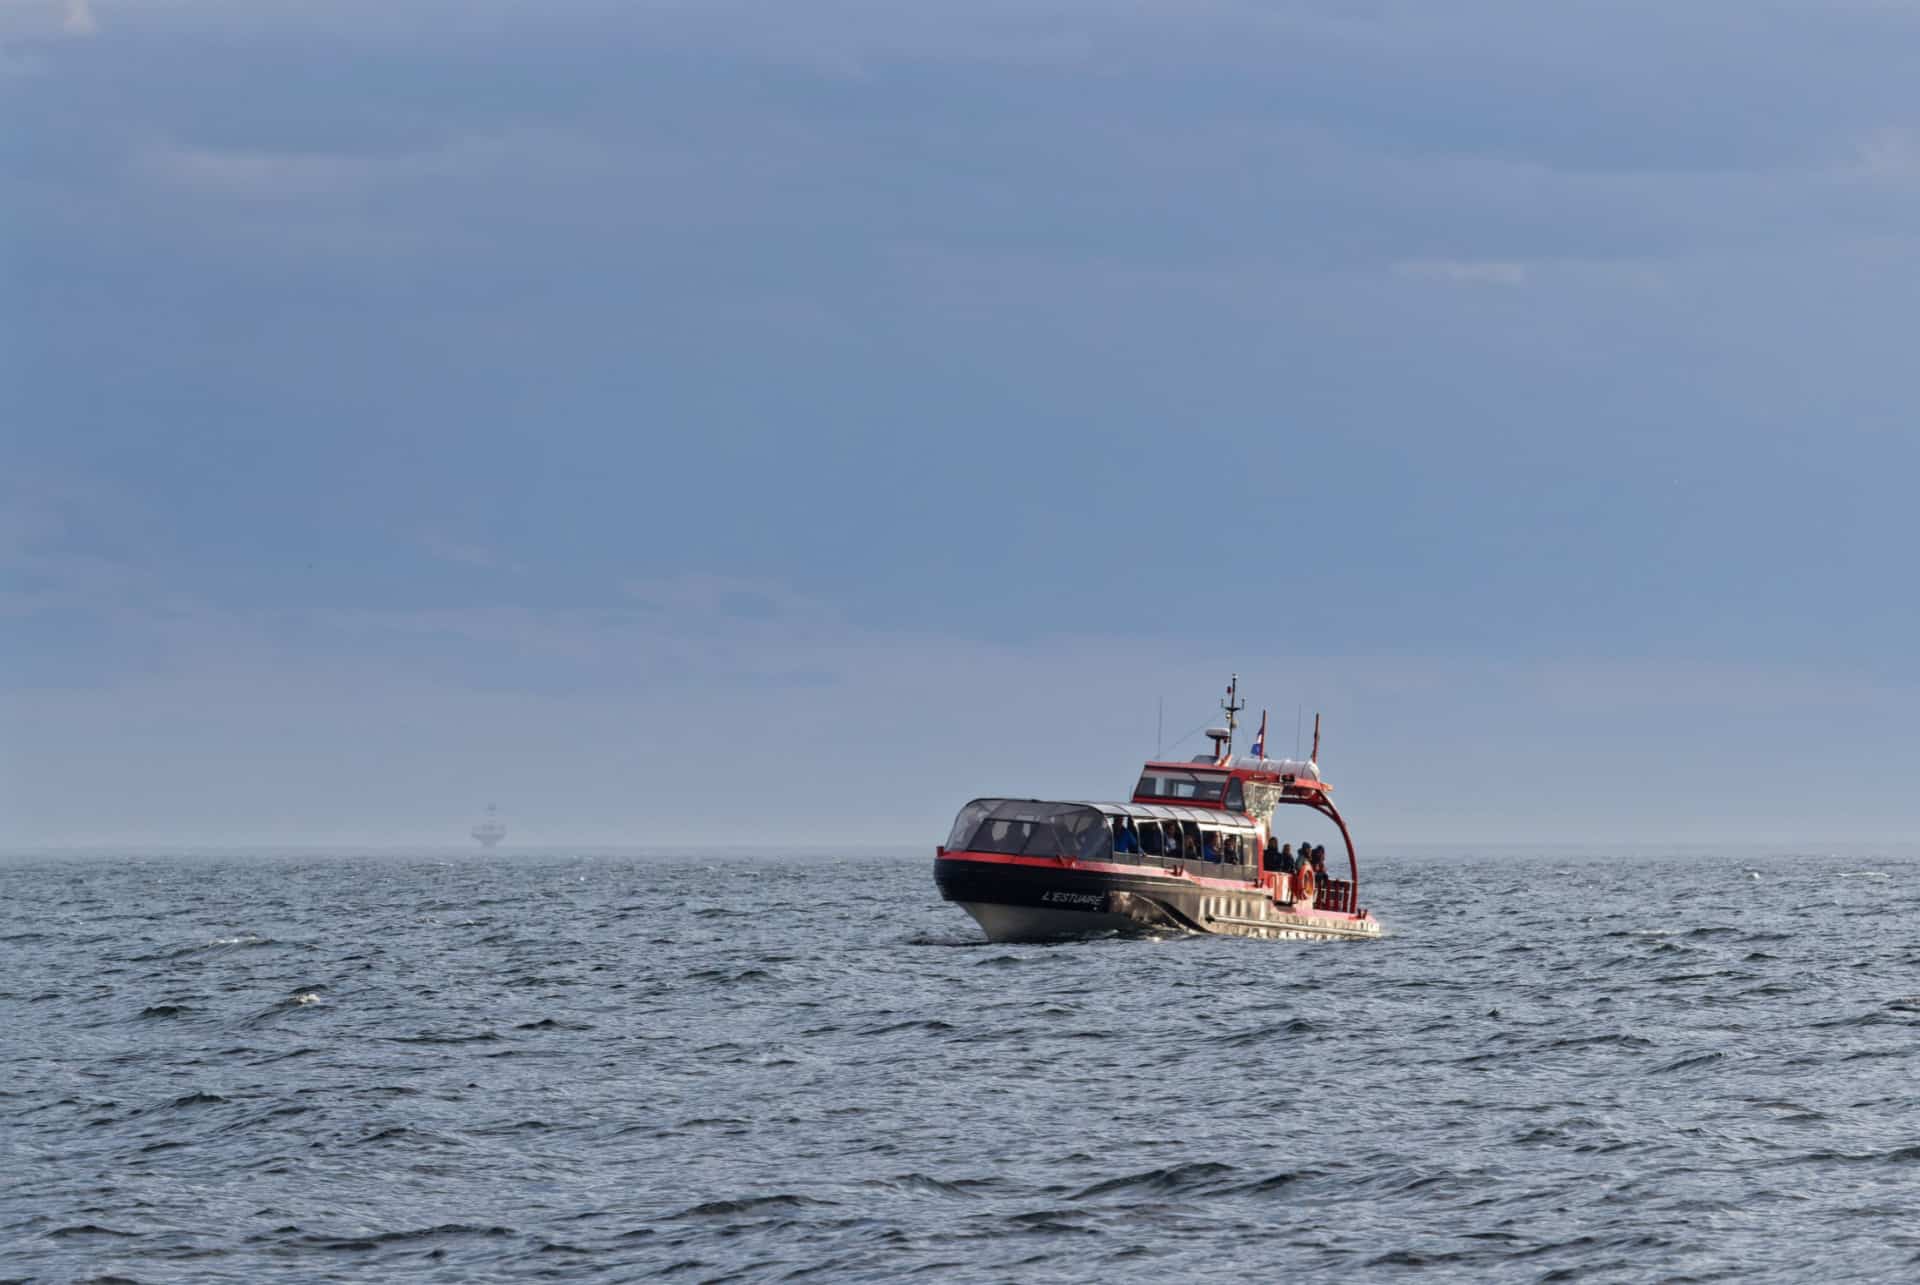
7, 1, 1920, 848
6, 837, 1918, 860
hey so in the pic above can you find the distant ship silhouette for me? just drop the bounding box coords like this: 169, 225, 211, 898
471, 804, 507, 848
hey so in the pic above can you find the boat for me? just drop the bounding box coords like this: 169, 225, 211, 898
471, 804, 508, 849
933, 676, 1382, 942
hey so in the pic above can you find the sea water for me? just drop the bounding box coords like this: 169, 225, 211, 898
4, 849, 1919, 1281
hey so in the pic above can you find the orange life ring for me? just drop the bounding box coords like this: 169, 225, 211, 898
1294, 865, 1315, 904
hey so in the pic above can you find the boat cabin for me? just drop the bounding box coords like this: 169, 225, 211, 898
945, 798, 1262, 869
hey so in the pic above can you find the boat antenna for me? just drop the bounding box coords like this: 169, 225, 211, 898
1221, 673, 1244, 760
1311, 712, 1321, 763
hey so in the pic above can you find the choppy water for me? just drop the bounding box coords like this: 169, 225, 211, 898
5, 849, 1920, 1281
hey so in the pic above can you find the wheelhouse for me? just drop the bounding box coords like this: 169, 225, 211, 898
1132, 766, 1233, 806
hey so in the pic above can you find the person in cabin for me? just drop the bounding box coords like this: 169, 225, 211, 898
1201, 831, 1220, 862
1117, 818, 1139, 854
1183, 825, 1201, 863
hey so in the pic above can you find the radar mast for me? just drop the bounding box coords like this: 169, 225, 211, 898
1206, 673, 1245, 764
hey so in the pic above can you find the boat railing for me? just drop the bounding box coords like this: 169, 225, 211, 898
1313, 878, 1356, 915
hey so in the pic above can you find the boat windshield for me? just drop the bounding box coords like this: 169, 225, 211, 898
945, 799, 1111, 861
1133, 769, 1227, 804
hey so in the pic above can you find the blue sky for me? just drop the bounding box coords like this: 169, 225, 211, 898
5, 0, 1919, 846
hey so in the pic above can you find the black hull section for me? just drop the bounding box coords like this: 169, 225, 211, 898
933, 856, 1375, 943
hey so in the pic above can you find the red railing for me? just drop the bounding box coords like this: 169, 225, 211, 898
1313, 878, 1355, 915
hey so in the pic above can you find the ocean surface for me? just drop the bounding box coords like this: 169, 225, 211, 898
5, 848, 1920, 1282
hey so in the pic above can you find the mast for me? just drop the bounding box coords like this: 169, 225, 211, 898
1203, 673, 1248, 763
1221, 673, 1244, 760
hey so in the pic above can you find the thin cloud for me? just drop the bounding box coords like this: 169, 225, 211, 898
1853, 127, 1920, 182
1395, 259, 1529, 286
419, 531, 520, 573
132, 129, 610, 202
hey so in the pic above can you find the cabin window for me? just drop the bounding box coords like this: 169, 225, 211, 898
1242, 781, 1284, 824
1134, 769, 1227, 803
947, 801, 1113, 860
946, 800, 995, 850
1224, 779, 1245, 811
969, 818, 1073, 857
1138, 822, 1162, 856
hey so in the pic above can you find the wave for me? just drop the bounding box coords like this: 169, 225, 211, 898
676, 1194, 837, 1218
1071, 1161, 1235, 1200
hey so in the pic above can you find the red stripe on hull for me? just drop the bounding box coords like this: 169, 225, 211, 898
939, 848, 1370, 922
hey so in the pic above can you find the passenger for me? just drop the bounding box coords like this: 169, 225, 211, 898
1140, 823, 1160, 857
1183, 826, 1201, 863
1117, 819, 1139, 854
1263, 835, 1282, 871
1313, 845, 1328, 879
1277, 842, 1295, 873
1202, 831, 1220, 862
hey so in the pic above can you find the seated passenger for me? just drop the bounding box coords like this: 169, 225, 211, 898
1182, 827, 1201, 862
1116, 819, 1139, 854
1202, 832, 1219, 862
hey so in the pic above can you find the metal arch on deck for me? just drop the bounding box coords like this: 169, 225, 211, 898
1274, 792, 1360, 915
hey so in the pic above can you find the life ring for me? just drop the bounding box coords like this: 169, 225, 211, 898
1294, 865, 1316, 904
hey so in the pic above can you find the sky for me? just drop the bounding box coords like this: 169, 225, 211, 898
4, 0, 1920, 847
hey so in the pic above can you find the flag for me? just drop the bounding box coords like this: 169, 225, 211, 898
1251, 710, 1267, 758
